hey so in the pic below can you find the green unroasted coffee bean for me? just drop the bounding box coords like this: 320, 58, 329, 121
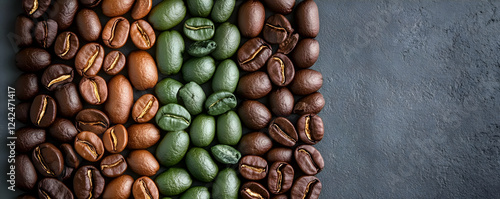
212, 59, 239, 93
182, 56, 216, 84
155, 104, 191, 131
188, 40, 217, 57
205, 91, 237, 116
155, 78, 183, 104
211, 144, 241, 164
217, 110, 242, 145
212, 168, 240, 199
212, 22, 240, 60
185, 147, 218, 182
155, 168, 192, 196
187, 0, 213, 17
148, 0, 187, 30
190, 114, 215, 147
178, 82, 206, 115
183, 18, 215, 41
180, 186, 210, 199
156, 131, 190, 167
157, 30, 184, 75
211, 0, 236, 23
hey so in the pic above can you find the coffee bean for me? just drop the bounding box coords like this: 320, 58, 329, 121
238, 100, 272, 130
16, 47, 51, 72
156, 30, 185, 75
127, 150, 160, 176
240, 182, 270, 199
102, 17, 130, 48
266, 148, 293, 163
263, 14, 293, 44
60, 166, 74, 181
41, 64, 74, 91
294, 92, 325, 114
188, 40, 217, 57
289, 69, 323, 95
290, 176, 322, 199
60, 143, 80, 168
185, 147, 219, 182
212, 168, 239, 199
267, 53, 295, 87
292, 38, 320, 69
128, 51, 158, 90
16, 102, 31, 123
156, 131, 189, 167
38, 178, 74, 199
211, 144, 242, 164
127, 123, 161, 149
102, 175, 134, 199
132, 176, 159, 199
297, 114, 324, 145
76, 9, 102, 41
269, 87, 294, 117
49, 118, 78, 143
34, 19, 58, 48
102, 124, 128, 153
23, 0, 51, 18
49, 0, 78, 30
15, 154, 37, 191
80, 0, 102, 7
278, 32, 299, 55
268, 161, 294, 194
54, 83, 83, 117
238, 155, 268, 180
295, 0, 320, 38
54, 31, 79, 60
16, 127, 46, 153
238, 132, 273, 156
294, 145, 324, 175
205, 91, 237, 116
269, 117, 298, 147
183, 17, 215, 41
132, 94, 159, 123
32, 143, 64, 177
105, 75, 134, 124
102, 0, 134, 17
263, 0, 295, 15
211, 0, 235, 23
131, 0, 153, 20
273, 195, 288, 199
130, 20, 156, 50
238, 0, 265, 37
15, 73, 38, 101
30, 95, 57, 128
100, 154, 127, 178
211, 22, 240, 60
155, 103, 192, 131
15, 15, 34, 47
237, 37, 272, 72
75, 109, 110, 135
236, 71, 272, 99
74, 131, 105, 162
103, 51, 126, 75
75, 43, 105, 76
73, 166, 105, 199
79, 76, 108, 105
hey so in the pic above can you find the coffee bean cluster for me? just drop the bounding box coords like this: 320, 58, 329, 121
235, 0, 324, 199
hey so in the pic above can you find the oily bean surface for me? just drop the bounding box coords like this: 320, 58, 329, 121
238, 132, 273, 156
49, 0, 78, 30
237, 37, 272, 72
295, 0, 320, 38
238, 0, 265, 37
240, 182, 270, 199
236, 71, 272, 99
291, 176, 322, 199
268, 117, 298, 147
297, 114, 325, 145
267, 53, 295, 87
76, 9, 102, 41
238, 155, 268, 181
49, 118, 78, 143
269, 87, 294, 117
54, 83, 83, 117
294, 145, 325, 176
289, 69, 323, 96
16, 127, 46, 153
238, 100, 272, 130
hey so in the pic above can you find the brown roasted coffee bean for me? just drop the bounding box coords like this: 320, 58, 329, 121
269, 87, 294, 117
15, 73, 38, 101
294, 92, 325, 115
268, 117, 298, 147
31, 143, 64, 177
100, 154, 127, 177
79, 76, 108, 105
236, 71, 272, 99
239, 155, 268, 180
273, 195, 288, 199
131, 0, 152, 20
268, 162, 294, 194
30, 95, 57, 128
267, 53, 295, 86
295, 0, 320, 38
132, 177, 159, 199
38, 178, 74, 199
294, 145, 324, 175
15, 15, 34, 47
54, 31, 79, 60
297, 114, 324, 145
16, 154, 37, 191
16, 102, 31, 123
292, 38, 320, 69
103, 124, 128, 153
238, 0, 265, 37
73, 166, 105, 199
75, 109, 110, 135
17, 194, 37, 199
266, 148, 293, 163
130, 20, 156, 50
263, 0, 295, 15
237, 37, 272, 72
60, 143, 81, 168
41, 64, 74, 91
75, 43, 105, 76
103, 51, 126, 75
34, 19, 58, 48
238, 100, 272, 130
238, 132, 273, 156
102, 0, 134, 17
105, 75, 134, 124
240, 182, 270, 199
16, 127, 46, 153
263, 14, 293, 44
278, 32, 299, 55
291, 176, 322, 199
128, 51, 158, 90
127, 150, 160, 176
289, 69, 323, 95
54, 83, 83, 117
127, 123, 161, 149
74, 131, 105, 162
49, 118, 78, 143
16, 47, 51, 72
60, 166, 75, 181
49, 0, 78, 30
102, 175, 134, 199
102, 17, 130, 49
80, 0, 102, 7
23, 0, 51, 18
76, 9, 102, 41
132, 94, 159, 123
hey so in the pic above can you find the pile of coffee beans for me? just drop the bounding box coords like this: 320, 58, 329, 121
235, 0, 324, 199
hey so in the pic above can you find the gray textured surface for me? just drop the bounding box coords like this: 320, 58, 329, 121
1, 0, 500, 198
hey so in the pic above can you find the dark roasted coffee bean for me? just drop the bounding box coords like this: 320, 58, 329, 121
267, 53, 295, 86
295, 0, 320, 38
15, 15, 34, 47
238, 155, 268, 180
132, 176, 159, 199
15, 73, 38, 101
240, 182, 270, 199
16, 154, 37, 191
60, 166, 74, 181
100, 154, 127, 178
237, 37, 272, 72
16, 127, 46, 153
23, 0, 51, 18
49, 118, 78, 143
130, 20, 156, 50
76, 9, 101, 41
38, 178, 74, 199
17, 194, 37, 199
30, 95, 57, 128
291, 176, 322, 199
132, 94, 159, 123
236, 71, 272, 99
80, 0, 102, 7
105, 75, 134, 124
102, 175, 134, 199
74, 131, 105, 162
128, 51, 158, 90
79, 76, 108, 105
132, 0, 153, 20
102, 17, 130, 48
54, 83, 83, 117
102, 124, 128, 153
102, 0, 134, 17
273, 195, 288, 199
16, 102, 31, 123
60, 143, 80, 168
269, 87, 294, 117
34, 19, 58, 48
75, 109, 110, 135
75, 43, 105, 76
269, 117, 298, 147
268, 162, 294, 194
266, 148, 293, 163
263, 14, 293, 44
289, 69, 323, 95
294, 145, 325, 175
127, 150, 160, 176
16, 47, 51, 72
297, 114, 324, 145
292, 38, 320, 69
278, 32, 299, 55
238, 132, 272, 156
238, 0, 265, 37
54, 31, 79, 60
294, 92, 325, 114
238, 100, 272, 130
73, 166, 105, 199
127, 123, 161, 149
41, 64, 74, 91
49, 0, 79, 30
263, 0, 295, 15
103, 51, 126, 75
32, 143, 64, 177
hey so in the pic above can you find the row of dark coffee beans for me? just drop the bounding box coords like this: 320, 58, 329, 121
234, 0, 324, 199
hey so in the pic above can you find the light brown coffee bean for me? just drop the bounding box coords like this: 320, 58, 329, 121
103, 51, 126, 75
102, 17, 130, 49
127, 123, 161, 149
102, 124, 128, 154
128, 51, 158, 90
132, 94, 159, 123
102, 0, 134, 17
75, 43, 105, 76
74, 131, 104, 162
102, 175, 134, 199
131, 0, 152, 20
127, 150, 160, 176
130, 20, 156, 50
100, 154, 127, 177
105, 75, 134, 124
79, 76, 108, 105
132, 177, 159, 199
